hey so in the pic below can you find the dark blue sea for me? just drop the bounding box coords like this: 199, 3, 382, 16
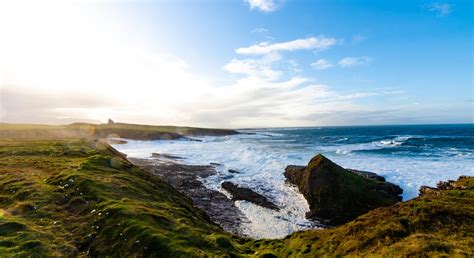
114, 124, 474, 238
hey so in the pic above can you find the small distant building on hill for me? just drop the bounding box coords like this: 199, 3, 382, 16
108, 118, 115, 124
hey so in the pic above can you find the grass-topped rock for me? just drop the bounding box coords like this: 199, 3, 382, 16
284, 154, 402, 225
254, 175, 473, 257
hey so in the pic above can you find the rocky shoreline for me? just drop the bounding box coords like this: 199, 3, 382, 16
130, 152, 407, 235
129, 157, 249, 235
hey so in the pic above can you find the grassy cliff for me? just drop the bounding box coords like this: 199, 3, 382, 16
0, 139, 250, 256
0, 122, 238, 141
0, 138, 472, 256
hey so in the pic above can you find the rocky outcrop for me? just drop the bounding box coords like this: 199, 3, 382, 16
221, 181, 279, 211
151, 152, 184, 160
284, 154, 402, 225
419, 175, 470, 196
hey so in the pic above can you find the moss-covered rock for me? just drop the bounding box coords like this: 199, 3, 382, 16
253, 175, 474, 257
284, 154, 402, 225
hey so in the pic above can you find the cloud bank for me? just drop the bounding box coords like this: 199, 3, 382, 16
236, 36, 337, 55
2, 1, 459, 128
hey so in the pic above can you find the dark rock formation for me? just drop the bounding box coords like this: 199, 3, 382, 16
130, 158, 249, 235
228, 169, 242, 174
284, 154, 402, 225
151, 153, 184, 160
346, 169, 386, 182
185, 137, 203, 142
221, 181, 279, 211
108, 118, 115, 124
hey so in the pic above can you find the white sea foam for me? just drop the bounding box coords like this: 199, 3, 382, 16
379, 136, 412, 146
113, 131, 474, 239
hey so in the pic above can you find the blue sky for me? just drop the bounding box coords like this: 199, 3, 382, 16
0, 0, 472, 127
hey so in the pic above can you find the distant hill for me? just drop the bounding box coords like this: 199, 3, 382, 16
0, 122, 239, 140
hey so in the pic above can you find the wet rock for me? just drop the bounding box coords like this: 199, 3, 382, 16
185, 137, 203, 142
228, 169, 242, 174
221, 181, 279, 211
130, 158, 248, 235
151, 153, 184, 160
284, 154, 402, 226
346, 169, 386, 182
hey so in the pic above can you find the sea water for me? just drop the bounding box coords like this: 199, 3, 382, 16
113, 124, 474, 239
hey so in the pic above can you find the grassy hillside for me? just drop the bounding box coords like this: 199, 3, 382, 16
0, 139, 250, 256
0, 122, 238, 141
0, 138, 472, 256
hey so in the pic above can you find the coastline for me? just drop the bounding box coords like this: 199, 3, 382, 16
129, 157, 249, 236
0, 138, 472, 256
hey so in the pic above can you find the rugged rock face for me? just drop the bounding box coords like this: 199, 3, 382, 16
420, 176, 470, 196
284, 154, 402, 225
221, 181, 279, 211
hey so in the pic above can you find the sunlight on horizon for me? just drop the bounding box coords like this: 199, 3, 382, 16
0, 0, 472, 128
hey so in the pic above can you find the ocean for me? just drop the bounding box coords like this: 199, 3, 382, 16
113, 124, 474, 239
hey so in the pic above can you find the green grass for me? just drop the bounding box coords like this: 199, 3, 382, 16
0, 139, 251, 256
0, 138, 472, 257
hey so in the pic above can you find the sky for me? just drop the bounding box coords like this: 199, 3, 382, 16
0, 0, 472, 128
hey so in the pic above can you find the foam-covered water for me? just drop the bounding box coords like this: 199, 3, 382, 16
113, 124, 474, 239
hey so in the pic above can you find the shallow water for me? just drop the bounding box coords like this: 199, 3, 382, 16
113, 124, 474, 239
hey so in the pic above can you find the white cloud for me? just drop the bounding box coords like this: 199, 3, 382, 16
0, 2, 419, 128
236, 36, 337, 55
224, 55, 282, 81
311, 59, 334, 70
352, 34, 366, 43
427, 3, 452, 16
252, 28, 269, 34
338, 56, 372, 68
245, 0, 277, 12
251, 27, 275, 40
